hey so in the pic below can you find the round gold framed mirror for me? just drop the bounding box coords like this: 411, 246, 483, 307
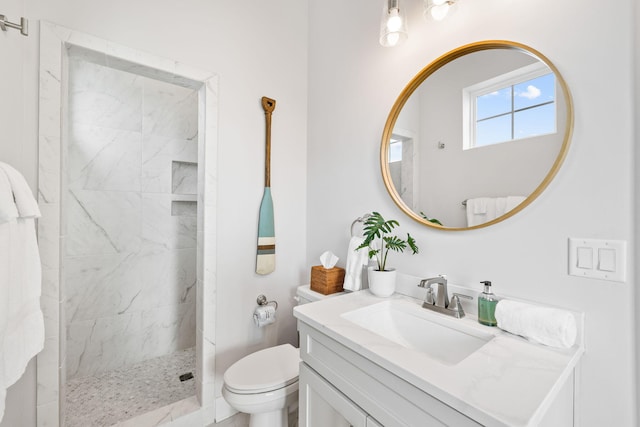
381, 40, 573, 230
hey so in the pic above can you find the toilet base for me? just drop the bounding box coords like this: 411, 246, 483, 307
249, 407, 288, 427
222, 381, 298, 427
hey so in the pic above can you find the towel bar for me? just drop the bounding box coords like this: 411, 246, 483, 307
350, 213, 372, 237
0, 14, 28, 36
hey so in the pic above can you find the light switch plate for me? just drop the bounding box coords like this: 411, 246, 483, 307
568, 238, 627, 282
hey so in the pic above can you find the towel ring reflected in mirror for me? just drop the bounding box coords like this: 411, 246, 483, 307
380, 40, 574, 231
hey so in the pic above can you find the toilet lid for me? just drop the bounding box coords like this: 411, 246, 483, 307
224, 344, 300, 394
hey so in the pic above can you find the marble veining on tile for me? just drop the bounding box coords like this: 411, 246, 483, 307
66, 189, 142, 257
143, 78, 198, 140
65, 54, 199, 380
141, 194, 197, 250
171, 161, 198, 195
142, 135, 197, 194
39, 23, 219, 427
69, 58, 143, 132
68, 123, 142, 192
66, 299, 195, 379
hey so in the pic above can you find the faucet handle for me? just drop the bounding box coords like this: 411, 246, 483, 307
452, 293, 472, 301
448, 294, 468, 319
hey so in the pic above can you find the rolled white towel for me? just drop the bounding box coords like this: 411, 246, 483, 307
495, 300, 577, 349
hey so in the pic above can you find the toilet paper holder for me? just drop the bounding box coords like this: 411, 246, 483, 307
256, 294, 278, 311
254, 295, 278, 327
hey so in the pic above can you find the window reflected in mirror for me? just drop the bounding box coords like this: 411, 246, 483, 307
381, 41, 573, 230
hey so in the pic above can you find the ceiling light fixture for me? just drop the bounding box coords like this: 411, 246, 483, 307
379, 0, 408, 47
424, 0, 458, 22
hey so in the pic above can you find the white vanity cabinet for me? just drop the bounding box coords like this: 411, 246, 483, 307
294, 291, 583, 427
298, 322, 481, 427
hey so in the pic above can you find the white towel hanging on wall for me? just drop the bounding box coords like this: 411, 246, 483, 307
466, 196, 526, 227
0, 162, 44, 423
343, 236, 368, 291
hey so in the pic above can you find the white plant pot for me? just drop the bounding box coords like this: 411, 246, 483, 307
367, 267, 397, 297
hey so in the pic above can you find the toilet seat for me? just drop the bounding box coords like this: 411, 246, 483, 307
223, 343, 300, 394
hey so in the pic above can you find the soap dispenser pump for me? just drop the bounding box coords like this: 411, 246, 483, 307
477, 280, 498, 326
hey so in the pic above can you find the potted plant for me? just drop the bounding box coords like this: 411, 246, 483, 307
357, 211, 419, 297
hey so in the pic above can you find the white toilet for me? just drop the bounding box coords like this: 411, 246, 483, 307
222, 285, 343, 427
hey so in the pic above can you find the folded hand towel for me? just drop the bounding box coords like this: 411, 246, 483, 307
495, 197, 508, 217
466, 198, 497, 227
495, 300, 577, 349
472, 197, 489, 214
343, 236, 368, 292
0, 162, 40, 218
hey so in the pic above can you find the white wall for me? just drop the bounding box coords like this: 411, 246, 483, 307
307, 0, 636, 426
1, 0, 307, 425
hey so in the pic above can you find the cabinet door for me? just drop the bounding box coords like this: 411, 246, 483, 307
299, 363, 368, 427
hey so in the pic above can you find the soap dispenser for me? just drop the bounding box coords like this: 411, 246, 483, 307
477, 281, 498, 326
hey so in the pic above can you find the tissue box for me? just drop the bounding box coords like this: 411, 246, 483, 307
310, 266, 345, 295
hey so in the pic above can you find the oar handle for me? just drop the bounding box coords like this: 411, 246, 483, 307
262, 97, 276, 187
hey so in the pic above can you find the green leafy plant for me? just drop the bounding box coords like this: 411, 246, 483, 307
356, 211, 419, 271
419, 211, 443, 226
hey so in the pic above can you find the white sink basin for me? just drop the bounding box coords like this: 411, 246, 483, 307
341, 299, 494, 365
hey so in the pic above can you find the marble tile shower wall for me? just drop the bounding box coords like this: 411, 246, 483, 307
65, 58, 199, 379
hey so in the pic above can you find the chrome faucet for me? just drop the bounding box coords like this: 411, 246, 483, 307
418, 275, 472, 319
419, 275, 449, 308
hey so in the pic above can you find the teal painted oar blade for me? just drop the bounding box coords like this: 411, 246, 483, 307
256, 187, 275, 275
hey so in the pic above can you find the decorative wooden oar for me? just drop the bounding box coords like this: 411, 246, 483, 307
256, 96, 276, 275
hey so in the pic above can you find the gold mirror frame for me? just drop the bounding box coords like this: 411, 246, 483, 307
380, 40, 574, 231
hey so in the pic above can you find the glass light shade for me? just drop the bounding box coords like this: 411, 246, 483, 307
430, 3, 450, 20
379, 0, 408, 47
423, 0, 457, 22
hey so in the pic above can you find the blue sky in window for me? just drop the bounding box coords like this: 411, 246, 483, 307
514, 74, 555, 110
476, 73, 556, 146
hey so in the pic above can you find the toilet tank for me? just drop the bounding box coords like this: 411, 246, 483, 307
295, 284, 344, 305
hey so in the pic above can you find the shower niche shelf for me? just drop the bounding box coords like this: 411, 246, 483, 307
171, 200, 197, 217
171, 161, 197, 216
172, 160, 197, 195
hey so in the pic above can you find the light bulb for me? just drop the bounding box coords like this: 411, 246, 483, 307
379, 0, 407, 47
430, 3, 450, 20
384, 32, 401, 47
386, 8, 403, 32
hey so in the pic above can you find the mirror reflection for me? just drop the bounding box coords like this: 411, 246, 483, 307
382, 41, 573, 230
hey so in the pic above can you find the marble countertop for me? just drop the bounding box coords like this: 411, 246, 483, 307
294, 290, 584, 427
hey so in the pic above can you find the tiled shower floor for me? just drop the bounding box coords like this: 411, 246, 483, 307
65, 347, 196, 427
